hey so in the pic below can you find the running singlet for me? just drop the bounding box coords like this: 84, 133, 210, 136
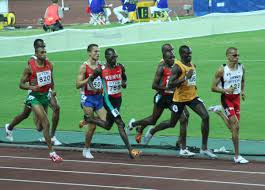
101, 64, 123, 98
81, 62, 103, 95
161, 65, 173, 95
173, 60, 197, 102
220, 63, 243, 95
28, 59, 52, 93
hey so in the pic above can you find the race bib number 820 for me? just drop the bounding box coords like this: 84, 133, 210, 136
36, 71, 51, 86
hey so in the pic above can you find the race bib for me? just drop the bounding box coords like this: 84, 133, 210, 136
187, 72, 196, 86
36, 71, 51, 87
107, 80, 122, 95
111, 108, 120, 118
87, 76, 102, 90
165, 78, 174, 93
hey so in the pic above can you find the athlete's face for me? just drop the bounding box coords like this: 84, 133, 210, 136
180, 47, 192, 63
89, 46, 100, 61
227, 49, 239, 64
105, 50, 118, 66
164, 51, 175, 66
35, 47, 47, 61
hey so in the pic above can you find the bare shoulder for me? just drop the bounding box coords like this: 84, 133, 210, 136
215, 65, 224, 77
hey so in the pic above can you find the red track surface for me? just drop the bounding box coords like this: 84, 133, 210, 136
0, 147, 264, 190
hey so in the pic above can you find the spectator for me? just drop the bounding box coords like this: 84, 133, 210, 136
43, 0, 63, 32
150, 0, 169, 16
88, 0, 112, 25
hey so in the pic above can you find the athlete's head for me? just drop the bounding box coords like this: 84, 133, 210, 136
33, 39, 46, 49
52, 0, 58, 3
87, 44, 100, 61
179, 45, 192, 63
226, 47, 239, 64
35, 47, 47, 61
162, 43, 174, 54
163, 50, 175, 67
105, 48, 118, 66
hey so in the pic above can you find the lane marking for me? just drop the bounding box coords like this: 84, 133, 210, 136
0, 155, 265, 175
0, 178, 151, 190
0, 166, 265, 187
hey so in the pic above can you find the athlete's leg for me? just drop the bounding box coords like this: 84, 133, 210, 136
83, 106, 97, 149
188, 101, 209, 150
178, 107, 190, 149
134, 105, 165, 133
7, 105, 32, 130
48, 95, 60, 137
31, 105, 53, 151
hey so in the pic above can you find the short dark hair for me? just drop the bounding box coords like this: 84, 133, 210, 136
179, 45, 191, 55
226, 47, 237, 55
87, 44, 98, 52
161, 43, 173, 54
33, 39, 45, 49
52, 0, 58, 3
105, 48, 115, 55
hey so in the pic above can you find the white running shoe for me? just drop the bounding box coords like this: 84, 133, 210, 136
126, 118, 136, 135
83, 148, 94, 159
234, 155, 249, 164
208, 105, 222, 113
143, 126, 153, 145
51, 136, 62, 146
5, 124, 13, 142
179, 148, 195, 157
200, 149, 217, 159
128, 118, 136, 130
213, 146, 230, 153
39, 136, 62, 146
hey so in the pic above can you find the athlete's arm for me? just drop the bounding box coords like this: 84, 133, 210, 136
50, 63, 56, 96
87, 67, 102, 91
168, 64, 186, 88
211, 66, 233, 94
76, 64, 89, 89
120, 64, 127, 89
241, 65, 246, 100
152, 64, 164, 92
19, 65, 39, 91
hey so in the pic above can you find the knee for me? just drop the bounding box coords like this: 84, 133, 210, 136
21, 112, 30, 119
53, 105, 60, 114
202, 112, 210, 121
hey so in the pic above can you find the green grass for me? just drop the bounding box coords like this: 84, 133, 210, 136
0, 30, 264, 140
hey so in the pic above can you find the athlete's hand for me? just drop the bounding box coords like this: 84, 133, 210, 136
224, 87, 234, 94
30, 85, 40, 91
185, 69, 194, 79
51, 91, 57, 97
122, 81, 127, 89
241, 91, 245, 101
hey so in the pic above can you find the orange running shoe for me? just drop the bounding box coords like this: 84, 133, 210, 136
79, 119, 88, 128
135, 132, 142, 144
129, 149, 142, 159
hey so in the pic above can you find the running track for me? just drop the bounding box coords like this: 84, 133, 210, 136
0, 147, 264, 190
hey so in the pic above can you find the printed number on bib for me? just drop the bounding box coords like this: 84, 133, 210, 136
88, 76, 102, 90
187, 72, 196, 86
36, 71, 51, 87
107, 80, 122, 95
111, 108, 120, 118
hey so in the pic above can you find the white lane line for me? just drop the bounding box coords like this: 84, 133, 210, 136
0, 155, 264, 175
0, 166, 265, 187
0, 178, 151, 190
